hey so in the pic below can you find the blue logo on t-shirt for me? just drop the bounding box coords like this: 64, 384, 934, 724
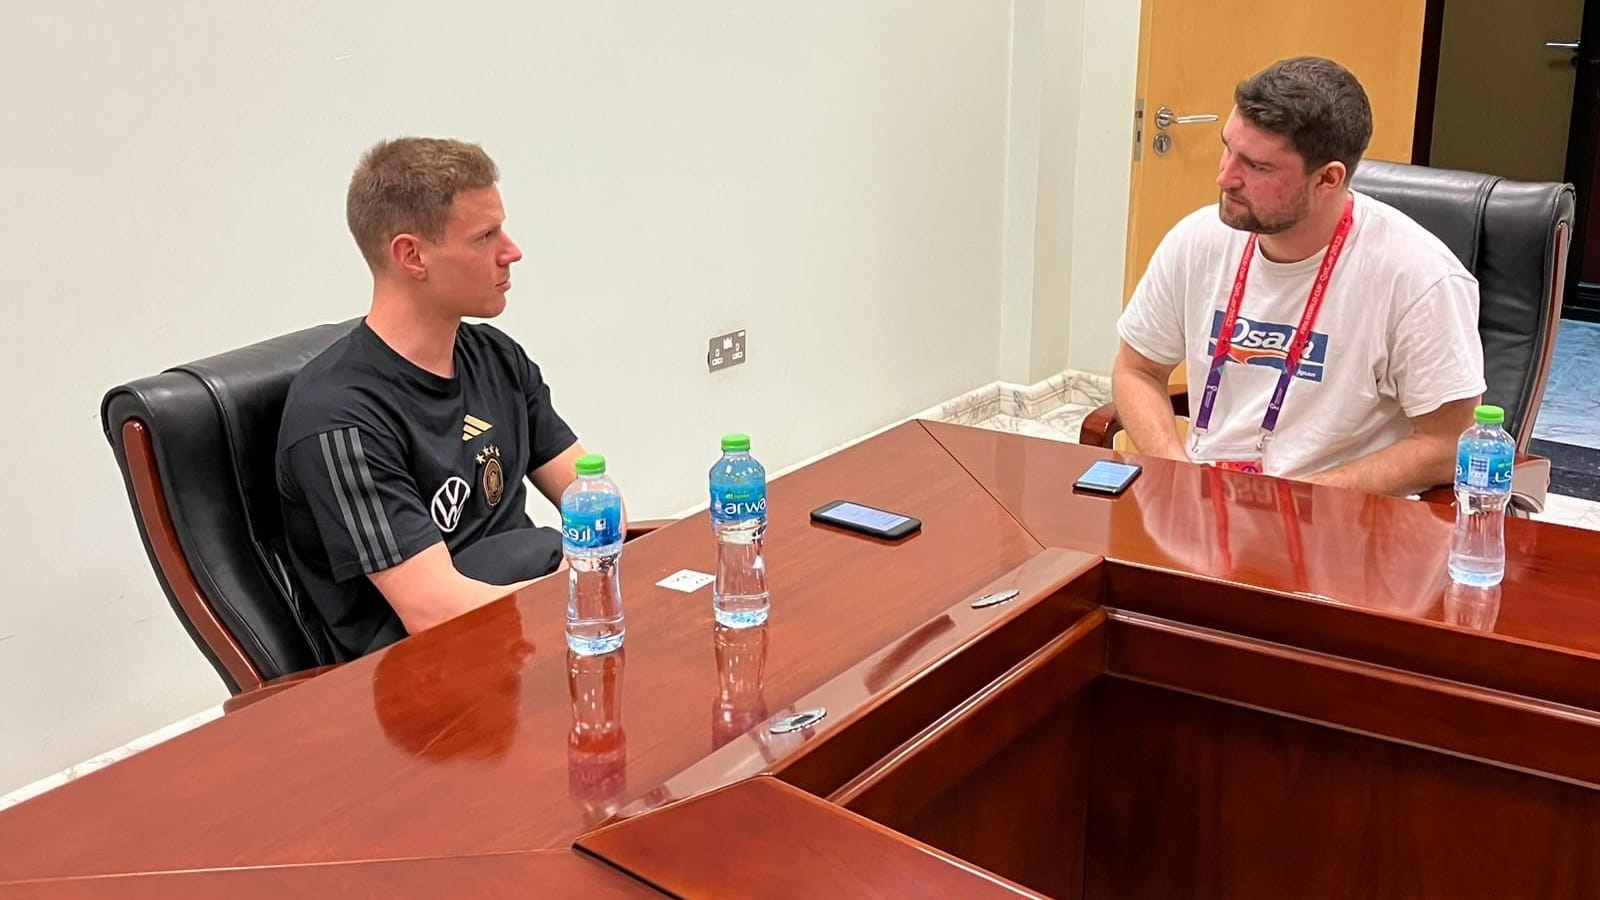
1207, 311, 1330, 382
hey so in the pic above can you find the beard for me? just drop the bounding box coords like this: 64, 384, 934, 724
1219, 183, 1312, 235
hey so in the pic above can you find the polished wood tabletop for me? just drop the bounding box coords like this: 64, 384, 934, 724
924, 420, 1600, 711
4, 420, 1598, 895
579, 775, 1046, 898
0, 422, 1042, 881
0, 851, 654, 899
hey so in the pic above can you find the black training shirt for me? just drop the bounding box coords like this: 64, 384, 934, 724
276, 320, 575, 659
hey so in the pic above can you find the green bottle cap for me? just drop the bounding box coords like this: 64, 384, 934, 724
575, 454, 606, 476
1473, 405, 1505, 426
721, 433, 751, 453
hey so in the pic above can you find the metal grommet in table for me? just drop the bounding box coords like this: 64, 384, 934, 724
971, 589, 1020, 609
768, 708, 827, 735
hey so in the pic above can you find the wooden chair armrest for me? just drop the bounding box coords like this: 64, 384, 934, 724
625, 519, 676, 542
222, 664, 340, 715
1077, 401, 1122, 448
1077, 385, 1188, 448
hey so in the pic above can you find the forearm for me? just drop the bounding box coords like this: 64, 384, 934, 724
401, 574, 536, 634
1303, 435, 1455, 497
374, 542, 540, 636
1112, 368, 1187, 460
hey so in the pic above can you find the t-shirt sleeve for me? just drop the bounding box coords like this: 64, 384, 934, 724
282, 427, 442, 581
519, 350, 578, 472
1388, 273, 1487, 417
1116, 219, 1190, 366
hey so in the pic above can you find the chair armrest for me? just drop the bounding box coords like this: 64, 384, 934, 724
221, 664, 340, 714
1417, 453, 1549, 514
624, 519, 676, 542
1077, 385, 1188, 449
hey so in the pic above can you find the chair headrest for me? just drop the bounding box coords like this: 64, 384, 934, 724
166, 320, 361, 525
1351, 159, 1498, 271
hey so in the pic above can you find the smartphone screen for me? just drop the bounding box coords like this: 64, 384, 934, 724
810, 500, 921, 539
820, 502, 913, 531
1075, 460, 1142, 494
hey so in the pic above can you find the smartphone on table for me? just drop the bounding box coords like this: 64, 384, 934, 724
809, 500, 922, 540
1073, 460, 1142, 496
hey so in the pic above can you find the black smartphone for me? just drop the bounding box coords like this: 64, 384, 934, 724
809, 500, 922, 540
1073, 460, 1143, 496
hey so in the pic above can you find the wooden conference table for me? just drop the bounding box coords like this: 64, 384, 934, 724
3, 421, 1599, 898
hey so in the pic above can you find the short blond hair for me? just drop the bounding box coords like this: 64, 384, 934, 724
345, 137, 499, 269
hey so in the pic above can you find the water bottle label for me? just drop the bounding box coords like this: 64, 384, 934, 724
711, 483, 767, 523
1456, 448, 1512, 492
563, 506, 622, 550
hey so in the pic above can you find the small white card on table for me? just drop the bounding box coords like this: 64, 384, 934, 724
656, 569, 715, 593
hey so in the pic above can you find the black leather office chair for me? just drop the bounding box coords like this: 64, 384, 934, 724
1082, 160, 1576, 508
102, 321, 358, 702
104, 320, 674, 707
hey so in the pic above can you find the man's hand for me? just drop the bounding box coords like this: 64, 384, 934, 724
1110, 342, 1188, 461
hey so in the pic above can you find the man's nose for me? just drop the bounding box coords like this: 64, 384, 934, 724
1216, 156, 1243, 190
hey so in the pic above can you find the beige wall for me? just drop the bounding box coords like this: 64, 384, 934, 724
998, 0, 1140, 383
0, 1, 1145, 793
1431, 0, 1584, 181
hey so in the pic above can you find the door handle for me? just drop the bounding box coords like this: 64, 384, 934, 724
1545, 40, 1581, 51
1154, 106, 1220, 129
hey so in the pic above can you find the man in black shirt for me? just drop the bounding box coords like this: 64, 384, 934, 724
276, 138, 586, 659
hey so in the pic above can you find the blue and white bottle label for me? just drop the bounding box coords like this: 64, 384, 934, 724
563, 505, 622, 550
1456, 449, 1512, 492
711, 483, 767, 524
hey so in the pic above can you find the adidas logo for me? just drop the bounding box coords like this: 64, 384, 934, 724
462, 414, 493, 442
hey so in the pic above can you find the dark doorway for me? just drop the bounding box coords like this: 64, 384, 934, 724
1417, 0, 1600, 502
1416, 0, 1600, 322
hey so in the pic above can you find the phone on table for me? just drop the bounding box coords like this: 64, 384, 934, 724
809, 500, 922, 540
1073, 460, 1143, 496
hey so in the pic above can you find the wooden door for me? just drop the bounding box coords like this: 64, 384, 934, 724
1427, 0, 1584, 183
1123, 0, 1430, 303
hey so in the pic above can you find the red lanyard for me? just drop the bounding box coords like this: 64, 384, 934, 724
1194, 193, 1356, 438
1207, 466, 1310, 593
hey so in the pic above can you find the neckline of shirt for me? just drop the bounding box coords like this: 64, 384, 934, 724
1248, 191, 1369, 280
355, 319, 463, 397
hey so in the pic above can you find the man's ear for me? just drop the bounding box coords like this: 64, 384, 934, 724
389, 233, 428, 281
1317, 161, 1349, 196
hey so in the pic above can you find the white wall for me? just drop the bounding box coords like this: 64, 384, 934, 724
998, 0, 1139, 383
0, 1, 1140, 793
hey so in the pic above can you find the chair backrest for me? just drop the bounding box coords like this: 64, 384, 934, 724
1350, 160, 1575, 451
102, 320, 358, 692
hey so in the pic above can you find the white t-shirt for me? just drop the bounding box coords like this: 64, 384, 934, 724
1117, 191, 1486, 480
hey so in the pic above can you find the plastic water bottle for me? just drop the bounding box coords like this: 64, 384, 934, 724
709, 434, 770, 628
1448, 405, 1514, 587
567, 649, 627, 823
563, 454, 625, 655
711, 623, 769, 749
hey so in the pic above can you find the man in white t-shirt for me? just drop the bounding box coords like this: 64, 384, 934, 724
1114, 56, 1485, 496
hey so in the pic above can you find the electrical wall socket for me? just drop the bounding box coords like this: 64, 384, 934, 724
707, 329, 747, 372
